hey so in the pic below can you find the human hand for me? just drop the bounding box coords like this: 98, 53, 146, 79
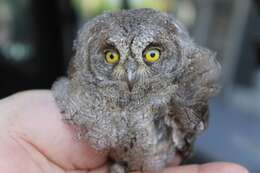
0, 90, 249, 173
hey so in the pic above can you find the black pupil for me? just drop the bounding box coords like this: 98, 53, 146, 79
150, 52, 156, 58
110, 54, 114, 59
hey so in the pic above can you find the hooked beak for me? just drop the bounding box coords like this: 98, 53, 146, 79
125, 60, 137, 91
127, 69, 135, 91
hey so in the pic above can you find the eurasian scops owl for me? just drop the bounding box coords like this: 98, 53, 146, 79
52, 8, 221, 173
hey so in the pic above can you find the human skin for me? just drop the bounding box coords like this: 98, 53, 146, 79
0, 90, 249, 173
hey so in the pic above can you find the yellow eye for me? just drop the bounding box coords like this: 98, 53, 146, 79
105, 50, 120, 64
144, 48, 160, 63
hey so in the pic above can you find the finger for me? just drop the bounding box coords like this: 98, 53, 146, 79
161, 162, 249, 173
89, 164, 109, 173
3, 90, 108, 171
67, 164, 109, 173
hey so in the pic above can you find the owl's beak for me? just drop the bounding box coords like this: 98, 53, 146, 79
127, 69, 135, 90
125, 60, 137, 91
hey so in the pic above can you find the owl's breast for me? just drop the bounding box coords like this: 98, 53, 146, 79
87, 81, 178, 170
109, 105, 176, 172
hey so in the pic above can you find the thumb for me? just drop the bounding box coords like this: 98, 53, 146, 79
0, 90, 108, 171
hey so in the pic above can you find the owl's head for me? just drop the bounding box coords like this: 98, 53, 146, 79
69, 8, 219, 93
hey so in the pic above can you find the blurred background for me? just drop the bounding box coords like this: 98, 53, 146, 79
0, 0, 259, 172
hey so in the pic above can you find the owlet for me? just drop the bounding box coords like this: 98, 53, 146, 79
52, 8, 221, 173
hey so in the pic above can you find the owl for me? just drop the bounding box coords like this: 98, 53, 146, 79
52, 8, 221, 173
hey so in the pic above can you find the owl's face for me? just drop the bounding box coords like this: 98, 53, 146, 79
72, 9, 191, 91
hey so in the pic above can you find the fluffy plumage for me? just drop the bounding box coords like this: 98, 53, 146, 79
52, 8, 221, 173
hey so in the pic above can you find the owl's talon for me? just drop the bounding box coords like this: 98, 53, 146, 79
110, 163, 126, 173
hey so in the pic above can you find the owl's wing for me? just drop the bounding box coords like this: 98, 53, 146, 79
166, 46, 220, 159
170, 103, 209, 133
171, 46, 220, 132
52, 77, 79, 122
167, 101, 209, 159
